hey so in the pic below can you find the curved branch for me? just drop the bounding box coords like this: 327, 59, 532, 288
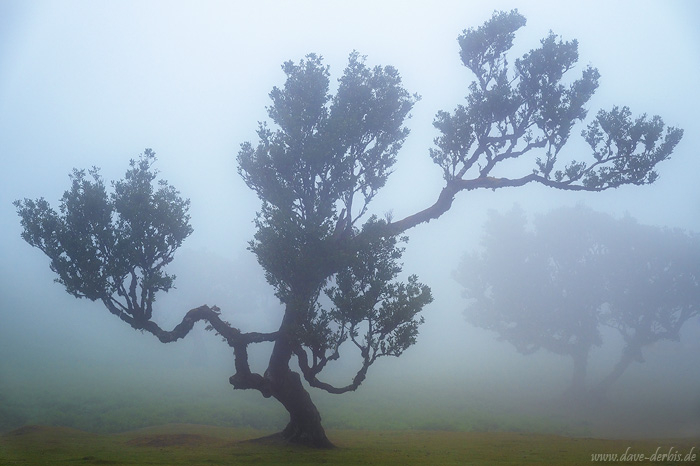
294, 345, 371, 395
382, 170, 624, 237
102, 300, 278, 346
383, 180, 461, 236
101, 299, 277, 397
229, 342, 273, 397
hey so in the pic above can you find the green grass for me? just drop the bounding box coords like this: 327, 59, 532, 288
1, 424, 697, 465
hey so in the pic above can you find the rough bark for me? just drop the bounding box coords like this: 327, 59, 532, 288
267, 368, 334, 448
260, 302, 335, 448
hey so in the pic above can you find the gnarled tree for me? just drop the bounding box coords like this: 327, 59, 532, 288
456, 206, 699, 399
594, 219, 700, 397
455, 206, 614, 398
15, 10, 682, 447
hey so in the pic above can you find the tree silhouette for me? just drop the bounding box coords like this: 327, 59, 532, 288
15, 10, 682, 447
455, 206, 613, 397
456, 206, 699, 399
594, 219, 700, 397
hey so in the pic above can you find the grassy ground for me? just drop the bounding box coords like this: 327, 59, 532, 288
1, 423, 697, 465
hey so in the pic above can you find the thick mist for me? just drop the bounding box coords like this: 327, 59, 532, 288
2, 0, 699, 439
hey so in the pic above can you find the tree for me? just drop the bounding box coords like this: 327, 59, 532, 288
594, 219, 700, 397
455, 206, 614, 397
455, 206, 699, 398
15, 10, 682, 447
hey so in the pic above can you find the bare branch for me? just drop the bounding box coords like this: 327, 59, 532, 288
294, 345, 371, 395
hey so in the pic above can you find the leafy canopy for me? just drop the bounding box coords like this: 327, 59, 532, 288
14, 150, 192, 323
237, 52, 431, 392
429, 9, 682, 189
238, 52, 418, 293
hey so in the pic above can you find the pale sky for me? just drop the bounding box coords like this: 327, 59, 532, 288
2, 1, 698, 257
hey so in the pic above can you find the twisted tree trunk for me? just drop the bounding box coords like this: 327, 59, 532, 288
113, 302, 333, 448
257, 303, 334, 448
264, 365, 333, 448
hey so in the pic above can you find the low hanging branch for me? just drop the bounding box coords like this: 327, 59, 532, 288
14, 151, 280, 399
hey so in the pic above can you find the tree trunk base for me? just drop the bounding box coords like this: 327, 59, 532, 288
281, 420, 335, 448
246, 425, 335, 449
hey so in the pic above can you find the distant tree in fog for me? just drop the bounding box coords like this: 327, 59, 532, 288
15, 10, 682, 448
456, 206, 699, 398
455, 206, 614, 397
594, 220, 700, 397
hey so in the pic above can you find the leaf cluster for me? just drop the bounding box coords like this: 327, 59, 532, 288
295, 217, 432, 393
14, 150, 192, 322
429, 9, 682, 191
238, 52, 418, 298
237, 53, 432, 393
13, 9, 688, 404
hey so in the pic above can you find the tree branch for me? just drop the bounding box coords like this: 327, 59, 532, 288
383, 173, 600, 236
101, 299, 277, 397
293, 345, 371, 394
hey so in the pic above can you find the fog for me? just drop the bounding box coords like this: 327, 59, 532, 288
1, 1, 699, 439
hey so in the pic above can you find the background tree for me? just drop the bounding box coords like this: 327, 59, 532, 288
594, 219, 700, 397
456, 205, 699, 398
455, 206, 614, 397
15, 10, 682, 448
